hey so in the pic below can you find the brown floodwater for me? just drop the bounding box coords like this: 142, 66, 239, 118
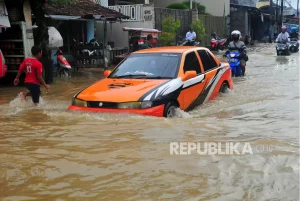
0, 44, 299, 201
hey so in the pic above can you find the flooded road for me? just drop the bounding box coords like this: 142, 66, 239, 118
0, 44, 299, 201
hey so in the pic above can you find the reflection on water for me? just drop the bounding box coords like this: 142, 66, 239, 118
0, 45, 299, 200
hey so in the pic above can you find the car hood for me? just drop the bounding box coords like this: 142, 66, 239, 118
76, 78, 169, 102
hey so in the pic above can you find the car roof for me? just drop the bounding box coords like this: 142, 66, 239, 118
133, 46, 210, 54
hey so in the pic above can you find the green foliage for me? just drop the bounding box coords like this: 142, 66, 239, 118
197, 5, 206, 13
191, 19, 205, 41
182, 1, 191, 9
160, 15, 181, 46
167, 3, 189, 10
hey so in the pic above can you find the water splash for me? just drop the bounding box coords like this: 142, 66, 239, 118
3, 95, 47, 116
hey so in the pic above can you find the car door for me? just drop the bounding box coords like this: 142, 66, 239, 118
197, 49, 224, 103
179, 50, 206, 110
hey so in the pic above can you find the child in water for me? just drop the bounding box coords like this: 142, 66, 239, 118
14, 46, 50, 105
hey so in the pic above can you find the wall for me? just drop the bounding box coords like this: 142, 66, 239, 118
95, 4, 155, 48
95, 20, 154, 48
199, 15, 227, 46
230, 8, 247, 36
154, 7, 192, 43
153, 0, 230, 17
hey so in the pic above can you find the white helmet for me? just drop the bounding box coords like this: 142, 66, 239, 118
231, 30, 242, 40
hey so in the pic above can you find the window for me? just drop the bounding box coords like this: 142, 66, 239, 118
197, 50, 218, 72
183, 52, 202, 74
108, 53, 181, 79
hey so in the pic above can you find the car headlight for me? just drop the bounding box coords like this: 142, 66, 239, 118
72, 98, 87, 107
117, 101, 152, 109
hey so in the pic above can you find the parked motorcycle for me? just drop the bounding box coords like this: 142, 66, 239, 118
73, 38, 101, 67
226, 51, 243, 77
276, 41, 291, 56
178, 38, 200, 46
55, 49, 72, 77
210, 37, 227, 51
289, 38, 299, 53
83, 38, 100, 57
0, 49, 7, 79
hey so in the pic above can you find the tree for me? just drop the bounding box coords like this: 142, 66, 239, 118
160, 15, 181, 46
191, 19, 205, 41
167, 3, 189, 10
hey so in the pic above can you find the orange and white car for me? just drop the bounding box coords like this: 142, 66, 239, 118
68, 47, 233, 117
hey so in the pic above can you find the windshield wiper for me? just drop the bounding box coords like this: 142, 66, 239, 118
112, 74, 147, 79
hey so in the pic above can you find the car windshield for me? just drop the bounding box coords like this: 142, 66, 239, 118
108, 53, 181, 79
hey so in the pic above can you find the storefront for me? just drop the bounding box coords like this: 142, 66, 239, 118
0, 0, 128, 84
0, 0, 36, 83
43, 0, 129, 69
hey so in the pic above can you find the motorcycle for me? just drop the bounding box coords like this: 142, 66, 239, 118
83, 38, 100, 57
210, 37, 227, 51
226, 51, 243, 77
289, 38, 299, 53
178, 38, 200, 46
55, 49, 72, 77
0, 49, 7, 79
276, 41, 291, 56
73, 38, 101, 67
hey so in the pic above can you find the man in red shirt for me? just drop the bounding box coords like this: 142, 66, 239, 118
14, 46, 50, 105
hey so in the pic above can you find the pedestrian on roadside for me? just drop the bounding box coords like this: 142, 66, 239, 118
14, 46, 50, 106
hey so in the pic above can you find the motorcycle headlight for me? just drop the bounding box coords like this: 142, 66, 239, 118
117, 101, 152, 109
72, 98, 87, 107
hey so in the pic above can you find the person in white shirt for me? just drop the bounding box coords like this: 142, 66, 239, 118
276, 26, 290, 43
186, 28, 196, 45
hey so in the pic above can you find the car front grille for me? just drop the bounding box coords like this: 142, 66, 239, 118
87, 101, 118, 108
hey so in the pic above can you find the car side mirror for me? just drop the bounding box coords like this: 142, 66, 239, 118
104, 70, 111, 78
182, 70, 197, 81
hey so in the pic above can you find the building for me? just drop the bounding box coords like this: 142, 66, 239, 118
229, 0, 286, 42
153, 0, 230, 17
95, 0, 155, 50
43, 0, 128, 68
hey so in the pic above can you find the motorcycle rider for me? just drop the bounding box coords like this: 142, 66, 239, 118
224, 30, 248, 77
186, 28, 196, 46
275, 26, 290, 43
211, 32, 218, 40
290, 27, 299, 40
140, 34, 155, 49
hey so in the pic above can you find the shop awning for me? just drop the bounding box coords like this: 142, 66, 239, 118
45, 15, 81, 20
44, 0, 129, 21
0, 0, 10, 28
122, 27, 162, 33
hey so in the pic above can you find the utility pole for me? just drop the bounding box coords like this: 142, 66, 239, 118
280, 0, 284, 26
190, 0, 192, 10
269, 0, 273, 16
297, 0, 299, 17
276, 0, 279, 23
269, 0, 273, 43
